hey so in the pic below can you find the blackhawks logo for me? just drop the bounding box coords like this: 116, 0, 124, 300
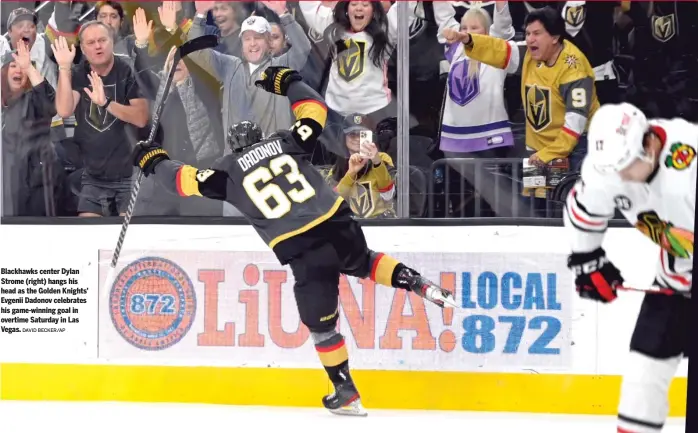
664, 143, 695, 170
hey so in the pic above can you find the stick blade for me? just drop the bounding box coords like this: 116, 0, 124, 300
180, 35, 218, 57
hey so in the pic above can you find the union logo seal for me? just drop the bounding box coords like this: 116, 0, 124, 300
110, 257, 196, 350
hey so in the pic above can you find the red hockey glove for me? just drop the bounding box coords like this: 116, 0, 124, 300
567, 247, 623, 303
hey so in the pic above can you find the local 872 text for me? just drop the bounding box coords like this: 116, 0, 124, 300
103, 252, 572, 370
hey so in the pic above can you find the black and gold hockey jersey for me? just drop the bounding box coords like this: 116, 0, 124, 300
624, 1, 698, 120
322, 152, 397, 219
464, 34, 600, 162
153, 80, 349, 263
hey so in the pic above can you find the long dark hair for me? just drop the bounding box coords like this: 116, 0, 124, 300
330, 154, 372, 183
329, 1, 393, 68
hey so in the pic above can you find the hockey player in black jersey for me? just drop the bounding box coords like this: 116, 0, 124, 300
133, 66, 457, 416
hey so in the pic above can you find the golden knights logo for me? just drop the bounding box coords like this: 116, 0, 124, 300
86, 82, 118, 132
306, 26, 324, 44
525, 84, 552, 131
349, 181, 375, 218
337, 39, 366, 82
564, 4, 586, 27
651, 14, 676, 43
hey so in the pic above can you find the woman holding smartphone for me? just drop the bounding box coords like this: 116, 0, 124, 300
322, 113, 396, 219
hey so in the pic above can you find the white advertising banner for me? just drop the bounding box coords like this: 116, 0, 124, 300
98, 250, 573, 371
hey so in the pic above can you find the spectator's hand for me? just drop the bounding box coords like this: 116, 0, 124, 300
360, 142, 381, 165
528, 153, 546, 168
195, 1, 215, 14
347, 153, 368, 176
133, 141, 170, 177
133, 8, 153, 46
50, 36, 76, 68
159, 1, 178, 30
442, 28, 470, 45
262, 1, 288, 16
84, 71, 108, 107
255, 66, 302, 95
495, 1, 508, 12
12, 39, 32, 71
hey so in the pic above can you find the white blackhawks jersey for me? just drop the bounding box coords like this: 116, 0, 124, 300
564, 118, 697, 294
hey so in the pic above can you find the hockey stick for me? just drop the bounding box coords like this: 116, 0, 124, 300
101, 35, 218, 293
617, 285, 676, 295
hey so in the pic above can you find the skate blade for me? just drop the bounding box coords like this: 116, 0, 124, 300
426, 287, 458, 308
329, 399, 368, 417
440, 293, 458, 308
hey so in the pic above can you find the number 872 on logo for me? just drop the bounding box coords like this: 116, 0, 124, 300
129, 294, 176, 315
461, 315, 562, 355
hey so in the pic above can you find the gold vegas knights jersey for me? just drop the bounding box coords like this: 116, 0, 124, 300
322, 152, 397, 219
464, 34, 600, 162
564, 119, 697, 295
153, 80, 350, 264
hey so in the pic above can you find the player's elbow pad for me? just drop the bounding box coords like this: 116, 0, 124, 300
290, 117, 324, 150
197, 169, 228, 200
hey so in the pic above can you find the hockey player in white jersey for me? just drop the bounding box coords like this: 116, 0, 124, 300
563, 102, 694, 433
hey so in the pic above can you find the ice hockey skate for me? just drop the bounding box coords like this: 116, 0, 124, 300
322, 377, 368, 417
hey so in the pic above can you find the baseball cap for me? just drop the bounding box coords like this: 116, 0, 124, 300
343, 113, 372, 133
7, 8, 37, 31
240, 16, 272, 37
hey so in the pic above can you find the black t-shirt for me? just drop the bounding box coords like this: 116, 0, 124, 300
72, 55, 143, 180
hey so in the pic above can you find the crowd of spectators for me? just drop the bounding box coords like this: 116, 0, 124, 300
1, 1, 696, 220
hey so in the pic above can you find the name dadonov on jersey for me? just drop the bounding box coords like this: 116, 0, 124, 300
237, 140, 284, 172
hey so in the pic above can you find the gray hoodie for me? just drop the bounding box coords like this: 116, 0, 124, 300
187, 13, 311, 150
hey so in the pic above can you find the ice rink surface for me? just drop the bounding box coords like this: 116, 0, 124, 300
0, 401, 687, 433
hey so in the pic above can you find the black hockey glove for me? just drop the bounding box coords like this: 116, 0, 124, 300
133, 141, 170, 177
567, 247, 623, 303
254, 66, 302, 96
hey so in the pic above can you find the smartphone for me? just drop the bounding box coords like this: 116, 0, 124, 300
359, 130, 373, 158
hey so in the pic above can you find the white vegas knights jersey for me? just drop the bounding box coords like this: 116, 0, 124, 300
564, 118, 697, 294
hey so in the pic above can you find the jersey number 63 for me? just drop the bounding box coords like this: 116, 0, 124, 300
242, 154, 316, 218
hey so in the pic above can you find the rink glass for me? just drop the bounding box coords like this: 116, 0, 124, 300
2, 1, 681, 225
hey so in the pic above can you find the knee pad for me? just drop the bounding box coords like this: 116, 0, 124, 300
291, 243, 340, 333
617, 351, 682, 433
294, 289, 339, 335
